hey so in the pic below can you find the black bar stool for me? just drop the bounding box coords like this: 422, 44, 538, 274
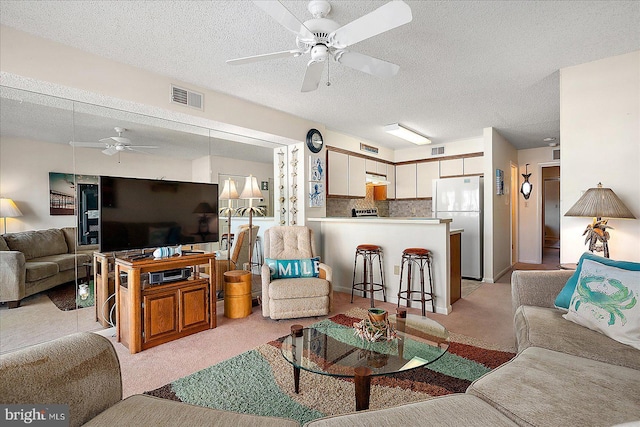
351, 244, 386, 308
397, 248, 434, 316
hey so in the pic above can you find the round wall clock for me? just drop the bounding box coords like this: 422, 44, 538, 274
306, 129, 324, 153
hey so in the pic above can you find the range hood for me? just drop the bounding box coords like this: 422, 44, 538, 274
366, 173, 390, 186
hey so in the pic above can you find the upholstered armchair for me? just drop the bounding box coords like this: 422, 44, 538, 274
261, 226, 332, 320
214, 224, 259, 293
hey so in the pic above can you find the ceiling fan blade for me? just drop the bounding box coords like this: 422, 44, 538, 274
99, 136, 131, 144
126, 145, 158, 149
330, 1, 412, 48
69, 141, 105, 148
227, 50, 303, 65
125, 147, 156, 154
102, 146, 119, 156
252, 0, 315, 40
301, 60, 325, 92
335, 51, 400, 77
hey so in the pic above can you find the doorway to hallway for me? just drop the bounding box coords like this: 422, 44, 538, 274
542, 166, 560, 266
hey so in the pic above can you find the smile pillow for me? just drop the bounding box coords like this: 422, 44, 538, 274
563, 259, 640, 349
265, 257, 320, 279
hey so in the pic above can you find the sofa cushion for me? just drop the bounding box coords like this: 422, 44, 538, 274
25, 262, 59, 282
0, 236, 9, 251
554, 252, 640, 309
268, 277, 330, 299
265, 257, 320, 279
4, 228, 69, 260
514, 305, 640, 370
84, 395, 300, 427
564, 259, 640, 350
305, 394, 518, 427
467, 347, 640, 427
34, 253, 91, 272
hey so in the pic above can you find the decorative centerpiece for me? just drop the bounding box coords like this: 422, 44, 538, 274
353, 308, 397, 342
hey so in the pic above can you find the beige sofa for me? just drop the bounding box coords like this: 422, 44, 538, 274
2, 270, 638, 426
0, 227, 97, 308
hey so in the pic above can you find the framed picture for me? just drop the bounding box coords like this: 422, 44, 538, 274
309, 156, 325, 182
49, 172, 76, 215
308, 182, 325, 208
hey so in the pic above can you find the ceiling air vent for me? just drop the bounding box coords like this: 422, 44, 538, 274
171, 85, 203, 110
553, 149, 560, 160
431, 146, 445, 155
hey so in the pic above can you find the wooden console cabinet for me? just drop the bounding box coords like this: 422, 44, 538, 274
115, 253, 216, 354
94, 252, 116, 327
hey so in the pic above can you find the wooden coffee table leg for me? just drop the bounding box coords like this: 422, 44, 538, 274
293, 365, 300, 393
354, 366, 372, 411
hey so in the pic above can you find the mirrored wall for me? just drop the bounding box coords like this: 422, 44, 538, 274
0, 86, 286, 353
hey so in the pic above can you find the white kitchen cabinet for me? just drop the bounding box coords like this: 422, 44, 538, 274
386, 165, 396, 199
365, 159, 377, 174
439, 158, 464, 177
463, 156, 484, 175
348, 155, 366, 197
416, 161, 439, 198
395, 163, 417, 199
328, 151, 349, 196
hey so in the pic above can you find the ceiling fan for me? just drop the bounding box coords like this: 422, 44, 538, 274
227, 0, 413, 92
69, 127, 158, 156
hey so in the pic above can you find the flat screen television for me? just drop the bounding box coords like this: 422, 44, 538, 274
99, 176, 218, 253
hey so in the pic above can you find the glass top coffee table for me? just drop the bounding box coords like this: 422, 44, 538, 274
281, 312, 450, 411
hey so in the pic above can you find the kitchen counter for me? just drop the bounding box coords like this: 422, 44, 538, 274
307, 217, 461, 314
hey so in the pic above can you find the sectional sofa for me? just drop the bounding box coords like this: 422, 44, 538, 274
0, 227, 97, 308
1, 269, 638, 426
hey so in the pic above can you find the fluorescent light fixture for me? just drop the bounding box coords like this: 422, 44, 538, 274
383, 123, 431, 145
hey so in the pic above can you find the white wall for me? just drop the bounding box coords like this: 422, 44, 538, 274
517, 147, 559, 263
324, 129, 394, 162
483, 127, 518, 282
560, 50, 640, 262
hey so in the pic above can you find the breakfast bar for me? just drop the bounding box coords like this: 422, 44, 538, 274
307, 217, 461, 314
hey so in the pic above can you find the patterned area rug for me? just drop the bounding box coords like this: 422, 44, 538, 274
145, 308, 514, 425
45, 281, 94, 311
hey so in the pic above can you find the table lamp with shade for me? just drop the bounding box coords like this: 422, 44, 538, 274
0, 198, 23, 234
564, 183, 636, 258
219, 178, 239, 270
238, 175, 264, 273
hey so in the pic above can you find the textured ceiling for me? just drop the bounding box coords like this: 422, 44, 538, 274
1, 0, 639, 151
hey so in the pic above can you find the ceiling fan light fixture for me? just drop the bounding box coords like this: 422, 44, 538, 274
383, 123, 431, 145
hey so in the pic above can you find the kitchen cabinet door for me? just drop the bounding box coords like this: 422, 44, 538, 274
416, 161, 439, 197
439, 158, 464, 177
348, 155, 366, 197
395, 164, 417, 199
328, 151, 349, 196
463, 156, 484, 175
386, 165, 396, 199
365, 159, 378, 174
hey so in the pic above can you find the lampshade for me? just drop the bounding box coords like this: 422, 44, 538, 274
219, 178, 239, 200
192, 202, 215, 214
565, 183, 636, 219
383, 123, 431, 145
240, 175, 263, 200
0, 198, 23, 218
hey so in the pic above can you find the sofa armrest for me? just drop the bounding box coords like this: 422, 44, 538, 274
0, 332, 122, 427
0, 250, 26, 302
261, 263, 272, 317
511, 269, 574, 315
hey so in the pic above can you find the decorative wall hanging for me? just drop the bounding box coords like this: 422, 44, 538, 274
278, 150, 286, 225
520, 164, 533, 200
495, 169, 504, 196
309, 182, 325, 208
290, 147, 299, 225
49, 172, 76, 215
309, 156, 325, 182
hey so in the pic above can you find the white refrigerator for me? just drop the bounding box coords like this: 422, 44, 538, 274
433, 176, 483, 280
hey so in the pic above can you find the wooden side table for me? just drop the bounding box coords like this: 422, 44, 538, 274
224, 270, 252, 319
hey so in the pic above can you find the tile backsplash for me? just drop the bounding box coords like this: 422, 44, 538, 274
326, 198, 432, 218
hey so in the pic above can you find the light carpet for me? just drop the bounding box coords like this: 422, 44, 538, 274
145, 308, 514, 425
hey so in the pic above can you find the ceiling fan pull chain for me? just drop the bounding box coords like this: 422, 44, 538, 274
326, 58, 331, 87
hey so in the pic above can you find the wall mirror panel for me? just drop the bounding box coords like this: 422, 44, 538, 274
0, 86, 286, 353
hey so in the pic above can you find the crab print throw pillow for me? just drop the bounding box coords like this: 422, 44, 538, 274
564, 259, 640, 349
